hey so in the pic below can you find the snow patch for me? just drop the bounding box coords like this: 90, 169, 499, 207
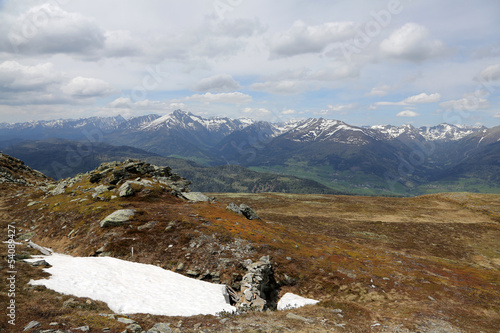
28, 254, 235, 316
277, 292, 319, 310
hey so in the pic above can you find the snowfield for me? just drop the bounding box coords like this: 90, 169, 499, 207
28, 254, 236, 316
277, 292, 319, 310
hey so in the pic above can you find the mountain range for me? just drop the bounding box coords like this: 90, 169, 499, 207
1, 110, 499, 195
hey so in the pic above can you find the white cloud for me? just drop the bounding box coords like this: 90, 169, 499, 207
493, 112, 500, 118
315, 103, 357, 115
403, 92, 441, 104
270, 20, 356, 57
250, 80, 302, 95
192, 74, 241, 92
397, 110, 420, 117
0, 61, 61, 91
61, 77, 113, 98
380, 23, 446, 62
478, 64, 500, 82
184, 92, 252, 104
439, 91, 490, 111
107, 97, 184, 112
367, 84, 391, 97
281, 109, 297, 115
5, 4, 104, 55
371, 92, 441, 109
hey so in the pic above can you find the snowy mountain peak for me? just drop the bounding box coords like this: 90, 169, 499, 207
419, 123, 485, 142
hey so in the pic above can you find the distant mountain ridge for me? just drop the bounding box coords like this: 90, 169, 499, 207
1, 110, 499, 195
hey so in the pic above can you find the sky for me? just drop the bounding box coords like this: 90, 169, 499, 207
0, 0, 499, 127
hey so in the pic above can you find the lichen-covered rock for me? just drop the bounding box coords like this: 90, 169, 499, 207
147, 323, 173, 333
182, 192, 210, 202
239, 204, 260, 220
118, 182, 135, 197
99, 209, 136, 227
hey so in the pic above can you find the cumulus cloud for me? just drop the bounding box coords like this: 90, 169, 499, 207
397, 110, 420, 117
315, 103, 357, 115
61, 77, 114, 98
380, 23, 446, 62
184, 92, 252, 104
439, 91, 490, 111
281, 109, 297, 115
477, 64, 500, 82
250, 80, 303, 95
270, 20, 356, 57
0, 60, 61, 91
5, 4, 104, 55
192, 74, 241, 92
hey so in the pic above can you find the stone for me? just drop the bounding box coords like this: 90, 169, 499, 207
92, 185, 114, 198
50, 182, 67, 195
117, 317, 136, 324
239, 204, 260, 220
100, 209, 136, 227
73, 326, 90, 332
186, 269, 200, 277
138, 221, 158, 231
147, 323, 173, 333
23, 320, 41, 331
126, 323, 143, 333
226, 202, 241, 214
63, 298, 78, 308
118, 182, 135, 197
89, 173, 104, 183
182, 191, 210, 202
31, 259, 50, 267
176, 262, 185, 271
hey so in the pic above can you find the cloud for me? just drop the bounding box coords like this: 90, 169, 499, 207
281, 109, 297, 115
315, 103, 358, 115
397, 110, 420, 117
250, 80, 303, 95
478, 64, 500, 82
184, 92, 252, 104
5, 4, 104, 55
367, 84, 391, 97
270, 20, 356, 57
61, 77, 114, 98
439, 91, 490, 111
107, 97, 184, 112
372, 92, 441, 108
403, 92, 441, 104
494, 112, 500, 118
380, 23, 446, 62
0, 60, 61, 91
192, 74, 241, 92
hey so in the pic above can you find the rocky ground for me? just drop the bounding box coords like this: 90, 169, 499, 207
1, 153, 499, 332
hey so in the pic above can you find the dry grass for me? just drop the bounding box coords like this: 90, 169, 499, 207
2, 180, 500, 332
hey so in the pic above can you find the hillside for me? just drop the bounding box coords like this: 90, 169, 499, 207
1, 156, 499, 332
1, 139, 339, 194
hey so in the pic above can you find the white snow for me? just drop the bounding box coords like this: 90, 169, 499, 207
277, 292, 319, 310
27, 254, 235, 316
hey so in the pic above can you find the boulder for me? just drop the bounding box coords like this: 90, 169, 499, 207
239, 204, 260, 220
226, 202, 241, 214
23, 321, 41, 331
100, 209, 136, 228
182, 192, 210, 202
147, 323, 173, 333
118, 182, 135, 197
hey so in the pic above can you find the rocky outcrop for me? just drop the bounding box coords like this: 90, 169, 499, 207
100, 209, 136, 227
182, 191, 211, 202
0, 152, 51, 186
237, 256, 279, 311
226, 203, 260, 220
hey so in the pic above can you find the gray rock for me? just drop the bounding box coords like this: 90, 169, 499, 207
138, 221, 158, 231
73, 326, 90, 332
127, 323, 143, 333
239, 204, 260, 220
226, 202, 241, 214
117, 317, 136, 324
147, 323, 173, 333
100, 209, 136, 228
92, 185, 114, 198
182, 191, 210, 202
23, 320, 41, 331
118, 182, 135, 197
50, 182, 67, 195
31, 259, 50, 267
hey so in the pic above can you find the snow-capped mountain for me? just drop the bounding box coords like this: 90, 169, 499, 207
286, 118, 372, 145
419, 123, 486, 142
